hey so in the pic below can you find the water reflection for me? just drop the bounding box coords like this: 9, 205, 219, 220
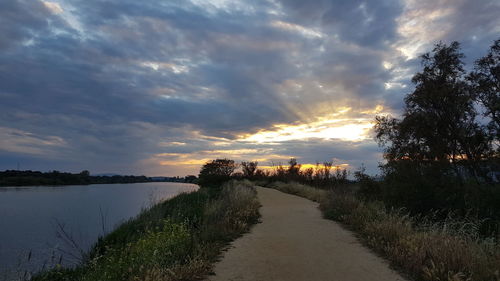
0, 182, 197, 278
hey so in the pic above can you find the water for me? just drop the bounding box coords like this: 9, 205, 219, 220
0, 182, 198, 278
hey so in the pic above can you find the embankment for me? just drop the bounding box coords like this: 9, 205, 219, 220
31, 180, 260, 281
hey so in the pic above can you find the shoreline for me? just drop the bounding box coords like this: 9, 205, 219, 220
28, 180, 260, 281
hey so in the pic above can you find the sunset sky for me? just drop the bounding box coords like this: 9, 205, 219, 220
1, 0, 499, 176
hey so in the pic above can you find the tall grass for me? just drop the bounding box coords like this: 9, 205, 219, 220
266, 181, 327, 202
270, 181, 500, 281
30, 180, 260, 281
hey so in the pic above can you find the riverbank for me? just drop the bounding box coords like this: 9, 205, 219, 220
30, 180, 260, 281
265, 181, 500, 281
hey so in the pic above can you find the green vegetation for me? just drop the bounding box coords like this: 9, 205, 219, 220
31, 180, 260, 281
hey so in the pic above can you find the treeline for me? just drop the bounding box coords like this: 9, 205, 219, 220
0, 170, 199, 186
0, 170, 151, 186
197, 158, 349, 189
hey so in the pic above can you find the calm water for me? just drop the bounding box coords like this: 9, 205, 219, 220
0, 182, 198, 278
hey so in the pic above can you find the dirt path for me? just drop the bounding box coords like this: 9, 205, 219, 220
208, 186, 408, 281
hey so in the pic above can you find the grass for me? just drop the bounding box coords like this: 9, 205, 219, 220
29, 180, 260, 281
267, 181, 500, 281
266, 181, 327, 202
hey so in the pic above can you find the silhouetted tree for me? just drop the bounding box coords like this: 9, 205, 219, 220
375, 42, 490, 170
273, 162, 286, 180
198, 159, 236, 188
241, 161, 258, 178
302, 167, 314, 183
287, 158, 301, 180
333, 165, 348, 184
322, 161, 333, 182
470, 39, 500, 144
184, 175, 197, 183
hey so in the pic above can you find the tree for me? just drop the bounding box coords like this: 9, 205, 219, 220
241, 161, 258, 178
287, 158, 301, 179
184, 175, 197, 183
469, 39, 500, 144
373, 41, 497, 212
375, 42, 489, 165
302, 167, 314, 183
322, 161, 333, 181
198, 159, 236, 187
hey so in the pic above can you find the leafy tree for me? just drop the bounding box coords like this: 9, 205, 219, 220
287, 158, 301, 179
184, 175, 197, 183
373, 41, 499, 214
469, 39, 500, 143
375, 42, 490, 167
241, 161, 258, 178
198, 159, 236, 188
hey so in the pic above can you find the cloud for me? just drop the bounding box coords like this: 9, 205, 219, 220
270, 20, 324, 38
0, 0, 498, 176
42, 1, 64, 14
0, 126, 67, 156
0, 0, 51, 50
394, 0, 500, 60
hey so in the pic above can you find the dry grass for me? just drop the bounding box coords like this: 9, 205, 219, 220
271, 181, 500, 281
266, 181, 327, 202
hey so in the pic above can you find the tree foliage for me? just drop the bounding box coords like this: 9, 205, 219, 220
376, 42, 491, 164
375, 42, 498, 182
373, 39, 500, 222
198, 159, 237, 188
241, 161, 258, 178
470, 39, 500, 143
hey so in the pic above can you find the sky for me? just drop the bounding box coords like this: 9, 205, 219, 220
0, 0, 499, 176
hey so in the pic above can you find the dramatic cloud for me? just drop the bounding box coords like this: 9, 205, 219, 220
0, 0, 498, 175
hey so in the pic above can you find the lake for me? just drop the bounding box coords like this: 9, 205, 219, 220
0, 182, 198, 278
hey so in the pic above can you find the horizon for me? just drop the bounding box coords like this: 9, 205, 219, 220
1, 0, 499, 176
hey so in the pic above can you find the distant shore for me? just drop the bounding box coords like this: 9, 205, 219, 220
0, 170, 197, 187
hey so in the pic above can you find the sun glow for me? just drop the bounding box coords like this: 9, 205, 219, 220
42, 1, 64, 14
239, 116, 375, 143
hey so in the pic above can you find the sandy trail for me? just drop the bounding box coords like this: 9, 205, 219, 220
208, 186, 407, 281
